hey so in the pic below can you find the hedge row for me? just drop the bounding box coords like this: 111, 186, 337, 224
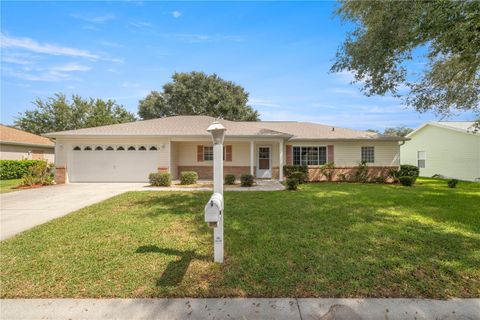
0, 160, 46, 180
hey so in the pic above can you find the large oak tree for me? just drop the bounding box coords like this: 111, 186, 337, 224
15, 93, 136, 134
138, 71, 259, 121
332, 0, 480, 125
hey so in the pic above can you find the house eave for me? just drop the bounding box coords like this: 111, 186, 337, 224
0, 141, 55, 148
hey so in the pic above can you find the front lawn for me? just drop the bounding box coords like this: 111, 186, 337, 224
0, 179, 22, 194
1, 178, 479, 298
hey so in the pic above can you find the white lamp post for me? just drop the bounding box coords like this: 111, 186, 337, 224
206, 120, 226, 263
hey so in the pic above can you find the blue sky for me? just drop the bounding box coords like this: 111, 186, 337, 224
0, 1, 475, 130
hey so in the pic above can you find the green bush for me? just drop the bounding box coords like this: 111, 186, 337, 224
21, 161, 54, 186
283, 165, 308, 178
240, 174, 254, 187
338, 173, 350, 182
320, 162, 335, 182
398, 165, 419, 178
224, 174, 236, 185
399, 176, 415, 187
180, 171, 198, 185
354, 161, 369, 183
289, 171, 306, 184
447, 179, 458, 188
149, 172, 171, 187
286, 177, 299, 190
0, 160, 45, 180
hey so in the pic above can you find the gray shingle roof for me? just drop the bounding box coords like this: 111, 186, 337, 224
45, 115, 406, 141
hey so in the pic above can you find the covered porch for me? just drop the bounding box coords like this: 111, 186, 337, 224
168, 138, 285, 181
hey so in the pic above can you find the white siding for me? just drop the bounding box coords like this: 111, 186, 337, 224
401, 125, 480, 180
288, 140, 400, 166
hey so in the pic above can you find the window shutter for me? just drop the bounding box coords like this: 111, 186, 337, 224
225, 145, 232, 162
286, 145, 293, 165
197, 145, 204, 162
327, 145, 334, 163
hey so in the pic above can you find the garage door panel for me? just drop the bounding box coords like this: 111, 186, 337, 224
70, 149, 160, 182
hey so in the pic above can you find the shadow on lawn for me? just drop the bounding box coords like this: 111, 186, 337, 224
136, 245, 210, 287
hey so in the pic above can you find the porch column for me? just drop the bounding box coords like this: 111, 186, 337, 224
279, 139, 284, 181
250, 140, 254, 176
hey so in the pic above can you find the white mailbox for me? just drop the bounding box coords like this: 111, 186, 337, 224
205, 193, 223, 226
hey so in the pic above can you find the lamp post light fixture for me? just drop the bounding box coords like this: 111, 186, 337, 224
205, 120, 226, 263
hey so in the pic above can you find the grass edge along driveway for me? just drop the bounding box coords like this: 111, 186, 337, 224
1, 178, 479, 298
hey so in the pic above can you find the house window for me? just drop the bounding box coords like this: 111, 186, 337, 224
149, 146, 158, 151
95, 146, 103, 151
84, 146, 92, 151
417, 151, 426, 168
292, 146, 327, 165
73, 146, 81, 151
128, 146, 136, 151
203, 146, 214, 161
138, 146, 147, 151
106, 146, 114, 151
117, 146, 125, 151
361, 146, 375, 163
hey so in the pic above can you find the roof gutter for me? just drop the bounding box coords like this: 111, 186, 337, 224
0, 141, 55, 148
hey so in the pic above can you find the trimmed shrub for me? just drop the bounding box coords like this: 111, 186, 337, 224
354, 161, 369, 183
240, 174, 254, 187
0, 160, 45, 180
338, 173, 350, 182
320, 162, 335, 182
224, 174, 236, 185
447, 179, 458, 188
149, 172, 171, 187
399, 176, 415, 187
398, 165, 419, 178
289, 171, 306, 184
286, 177, 299, 190
180, 171, 198, 185
283, 165, 308, 178
21, 161, 54, 186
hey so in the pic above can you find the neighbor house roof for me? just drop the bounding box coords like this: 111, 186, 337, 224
45, 115, 407, 141
0, 125, 55, 147
407, 121, 478, 138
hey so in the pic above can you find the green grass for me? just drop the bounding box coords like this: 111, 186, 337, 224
1, 178, 479, 298
0, 179, 22, 193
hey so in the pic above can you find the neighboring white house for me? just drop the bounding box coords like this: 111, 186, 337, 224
401, 121, 480, 181
0, 125, 55, 162
44, 115, 406, 183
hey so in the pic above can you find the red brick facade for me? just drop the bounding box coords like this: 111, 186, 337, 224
178, 166, 252, 179
55, 167, 66, 184
306, 166, 398, 182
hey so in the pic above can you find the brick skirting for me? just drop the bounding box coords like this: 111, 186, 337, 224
306, 166, 399, 182
55, 167, 66, 184
177, 166, 253, 179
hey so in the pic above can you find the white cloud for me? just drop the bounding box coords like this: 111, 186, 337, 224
129, 20, 153, 28
171, 11, 182, 18
249, 98, 280, 108
1, 55, 32, 65
51, 63, 92, 72
71, 13, 116, 23
1, 33, 99, 59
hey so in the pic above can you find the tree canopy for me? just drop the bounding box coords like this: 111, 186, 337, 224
332, 0, 480, 124
15, 93, 136, 135
138, 71, 259, 121
366, 125, 413, 137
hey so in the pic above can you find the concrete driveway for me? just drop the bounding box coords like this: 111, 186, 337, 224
0, 183, 146, 241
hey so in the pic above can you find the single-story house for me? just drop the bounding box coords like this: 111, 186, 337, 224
45, 115, 407, 183
401, 121, 480, 181
0, 124, 55, 162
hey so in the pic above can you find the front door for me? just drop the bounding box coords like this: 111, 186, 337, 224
257, 146, 272, 178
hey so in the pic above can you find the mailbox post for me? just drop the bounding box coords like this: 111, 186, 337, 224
206, 120, 226, 263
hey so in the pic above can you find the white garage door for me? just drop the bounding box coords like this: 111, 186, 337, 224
69, 145, 160, 182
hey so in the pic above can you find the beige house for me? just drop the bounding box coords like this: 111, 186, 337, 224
45, 115, 406, 183
401, 121, 480, 181
0, 125, 55, 162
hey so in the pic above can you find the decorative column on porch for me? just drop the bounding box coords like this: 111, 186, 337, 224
250, 140, 254, 176
279, 139, 284, 181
